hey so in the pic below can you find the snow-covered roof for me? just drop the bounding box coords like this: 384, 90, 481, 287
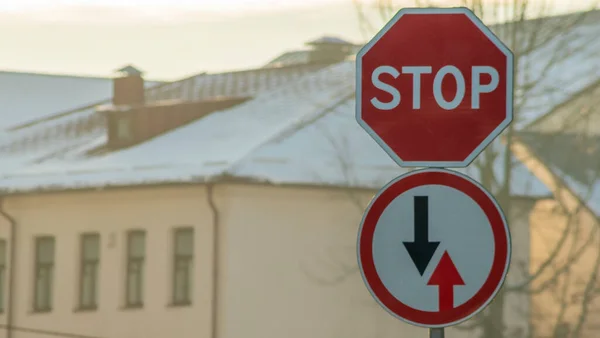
0, 70, 162, 130
0, 61, 549, 196
512, 12, 600, 216
227, 96, 548, 197
0, 62, 331, 170
512, 14, 600, 128
0, 62, 352, 189
1, 62, 321, 132
550, 163, 600, 215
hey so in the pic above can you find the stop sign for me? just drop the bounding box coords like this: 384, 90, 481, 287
356, 7, 514, 167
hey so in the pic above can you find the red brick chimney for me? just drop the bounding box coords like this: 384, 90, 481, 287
113, 65, 144, 106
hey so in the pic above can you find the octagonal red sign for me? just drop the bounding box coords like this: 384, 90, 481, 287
356, 7, 514, 168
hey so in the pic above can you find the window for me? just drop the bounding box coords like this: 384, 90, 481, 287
79, 233, 100, 310
125, 230, 145, 308
0, 239, 6, 313
172, 227, 194, 305
34, 236, 55, 312
116, 118, 132, 140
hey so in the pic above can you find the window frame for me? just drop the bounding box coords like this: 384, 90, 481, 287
0, 239, 6, 314
125, 230, 145, 308
33, 236, 55, 313
171, 226, 194, 306
78, 233, 100, 311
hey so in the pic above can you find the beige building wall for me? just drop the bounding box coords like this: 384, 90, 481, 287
0, 183, 534, 338
529, 199, 600, 338
0, 186, 217, 338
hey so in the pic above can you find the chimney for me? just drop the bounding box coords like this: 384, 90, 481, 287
113, 65, 145, 106
306, 36, 356, 64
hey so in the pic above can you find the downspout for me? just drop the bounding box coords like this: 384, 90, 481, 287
0, 199, 16, 338
206, 183, 221, 338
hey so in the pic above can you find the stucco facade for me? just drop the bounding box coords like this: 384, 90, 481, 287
0, 183, 534, 338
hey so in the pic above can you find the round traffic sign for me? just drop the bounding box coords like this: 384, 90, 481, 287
357, 168, 511, 328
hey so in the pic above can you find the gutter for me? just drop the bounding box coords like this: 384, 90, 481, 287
205, 183, 221, 338
0, 200, 16, 338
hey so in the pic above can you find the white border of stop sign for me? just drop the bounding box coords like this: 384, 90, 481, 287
355, 7, 514, 168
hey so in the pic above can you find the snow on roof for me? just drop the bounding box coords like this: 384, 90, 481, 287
0, 72, 112, 130
514, 18, 600, 128
513, 15, 600, 215
0, 61, 355, 192
546, 163, 600, 215
0, 107, 105, 173
0, 63, 330, 174
228, 98, 548, 197
0, 71, 163, 130
0, 61, 549, 197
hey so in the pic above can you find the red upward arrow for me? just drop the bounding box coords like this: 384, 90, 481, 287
427, 251, 465, 311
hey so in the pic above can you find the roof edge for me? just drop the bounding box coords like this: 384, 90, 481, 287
0, 175, 551, 200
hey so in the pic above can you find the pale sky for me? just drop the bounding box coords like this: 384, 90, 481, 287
0, 0, 343, 13
0, 0, 594, 80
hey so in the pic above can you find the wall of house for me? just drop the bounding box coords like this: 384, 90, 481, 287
220, 184, 534, 338
528, 199, 600, 338
0, 186, 219, 338
0, 183, 535, 338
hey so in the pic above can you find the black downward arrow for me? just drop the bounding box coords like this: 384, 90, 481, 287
403, 196, 440, 276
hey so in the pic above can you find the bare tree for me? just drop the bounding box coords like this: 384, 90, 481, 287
302, 1, 600, 338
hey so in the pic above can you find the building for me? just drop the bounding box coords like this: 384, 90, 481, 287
0, 14, 598, 338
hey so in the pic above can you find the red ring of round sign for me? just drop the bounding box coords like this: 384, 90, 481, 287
357, 168, 511, 328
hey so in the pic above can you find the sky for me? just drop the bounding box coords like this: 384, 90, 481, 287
0, 0, 346, 14
0, 0, 595, 80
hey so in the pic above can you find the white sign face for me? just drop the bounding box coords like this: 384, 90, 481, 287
357, 169, 511, 328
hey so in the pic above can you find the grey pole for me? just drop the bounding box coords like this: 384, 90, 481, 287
430, 328, 444, 338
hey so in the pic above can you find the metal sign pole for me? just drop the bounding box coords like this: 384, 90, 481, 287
429, 328, 444, 338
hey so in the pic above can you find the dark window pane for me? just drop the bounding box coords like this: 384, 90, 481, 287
37, 238, 55, 264
173, 228, 193, 305
0, 268, 4, 312
125, 231, 145, 307
128, 232, 145, 258
0, 239, 5, 312
0, 240, 6, 265
80, 263, 97, 308
79, 234, 99, 309
34, 237, 54, 311
173, 268, 188, 303
175, 228, 193, 256
35, 266, 53, 310
126, 264, 143, 305
82, 234, 100, 261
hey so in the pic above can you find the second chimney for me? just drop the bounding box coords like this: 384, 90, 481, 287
113, 65, 145, 106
